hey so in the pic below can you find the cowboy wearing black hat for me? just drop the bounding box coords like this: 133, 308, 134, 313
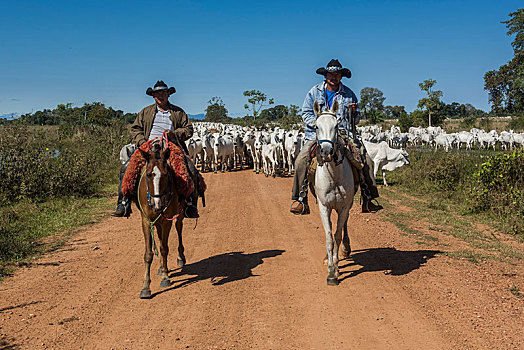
111, 80, 201, 218
290, 59, 382, 214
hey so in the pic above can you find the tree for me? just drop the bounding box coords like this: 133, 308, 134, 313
205, 97, 228, 122
123, 113, 137, 124
359, 87, 386, 123
398, 111, 416, 132
243, 90, 274, 120
504, 8, 524, 53
484, 9, 524, 115
384, 105, 407, 120
288, 104, 300, 117
418, 79, 443, 126
259, 105, 288, 121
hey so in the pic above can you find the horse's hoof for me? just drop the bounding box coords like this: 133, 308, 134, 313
327, 277, 339, 286
177, 258, 185, 267
160, 279, 171, 288
341, 250, 350, 259
139, 289, 152, 299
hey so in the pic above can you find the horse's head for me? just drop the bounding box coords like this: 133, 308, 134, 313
314, 100, 339, 163
139, 143, 172, 211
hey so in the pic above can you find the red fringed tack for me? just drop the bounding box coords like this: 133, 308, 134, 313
122, 140, 200, 200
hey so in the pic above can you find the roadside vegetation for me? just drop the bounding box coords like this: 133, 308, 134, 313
0, 106, 131, 277
376, 147, 524, 263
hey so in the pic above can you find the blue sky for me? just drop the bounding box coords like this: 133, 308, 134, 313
0, 0, 520, 117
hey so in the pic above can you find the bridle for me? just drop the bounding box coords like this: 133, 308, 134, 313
316, 111, 343, 166
139, 154, 174, 212
145, 169, 172, 208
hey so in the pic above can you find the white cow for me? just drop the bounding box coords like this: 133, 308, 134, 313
363, 141, 410, 186
212, 133, 234, 173
230, 131, 245, 170
185, 136, 204, 167
201, 132, 215, 172
261, 142, 278, 178
284, 130, 303, 174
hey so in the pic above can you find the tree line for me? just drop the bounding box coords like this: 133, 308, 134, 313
0, 102, 136, 126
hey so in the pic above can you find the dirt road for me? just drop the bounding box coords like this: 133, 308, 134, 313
1, 171, 522, 349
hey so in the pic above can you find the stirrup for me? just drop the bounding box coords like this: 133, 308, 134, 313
290, 200, 306, 215
363, 198, 382, 213
122, 200, 132, 218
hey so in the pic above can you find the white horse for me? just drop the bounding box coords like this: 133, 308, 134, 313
313, 100, 357, 285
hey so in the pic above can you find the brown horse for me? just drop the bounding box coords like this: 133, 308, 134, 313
136, 142, 186, 299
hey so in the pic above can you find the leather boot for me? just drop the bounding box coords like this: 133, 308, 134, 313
111, 200, 132, 217
362, 199, 383, 213
290, 201, 310, 215
184, 196, 200, 219
111, 161, 131, 217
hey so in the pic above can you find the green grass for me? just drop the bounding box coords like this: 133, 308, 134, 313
0, 182, 117, 278
510, 285, 522, 297
385, 148, 523, 236
378, 185, 523, 263
441, 250, 493, 264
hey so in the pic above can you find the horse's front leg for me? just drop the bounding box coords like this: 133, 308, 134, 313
140, 218, 154, 299
157, 220, 172, 288
319, 204, 337, 285
175, 216, 185, 267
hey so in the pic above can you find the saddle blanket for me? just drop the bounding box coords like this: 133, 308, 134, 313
122, 140, 206, 200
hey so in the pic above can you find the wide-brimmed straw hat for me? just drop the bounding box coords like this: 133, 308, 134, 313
146, 80, 176, 96
316, 59, 351, 79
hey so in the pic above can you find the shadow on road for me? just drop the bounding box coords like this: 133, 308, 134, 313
338, 247, 441, 282
0, 301, 44, 313
150, 249, 285, 298
0, 336, 19, 350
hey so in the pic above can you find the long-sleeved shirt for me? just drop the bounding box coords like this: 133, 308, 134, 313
301, 82, 360, 141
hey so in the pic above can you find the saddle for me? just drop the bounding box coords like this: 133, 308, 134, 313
307, 136, 363, 200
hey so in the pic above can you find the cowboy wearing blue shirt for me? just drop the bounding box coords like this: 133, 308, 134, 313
290, 59, 382, 215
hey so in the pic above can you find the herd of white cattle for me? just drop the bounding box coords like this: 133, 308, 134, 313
361, 125, 524, 151
185, 122, 522, 183
186, 122, 304, 177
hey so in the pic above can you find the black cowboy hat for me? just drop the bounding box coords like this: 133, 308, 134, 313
146, 80, 176, 96
316, 59, 351, 79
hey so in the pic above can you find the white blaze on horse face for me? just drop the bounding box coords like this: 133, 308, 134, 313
317, 113, 338, 160
152, 165, 162, 210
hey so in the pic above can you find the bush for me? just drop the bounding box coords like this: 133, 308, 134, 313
0, 122, 131, 274
508, 115, 524, 132
390, 148, 523, 237
469, 150, 524, 234
0, 122, 130, 204
390, 150, 476, 195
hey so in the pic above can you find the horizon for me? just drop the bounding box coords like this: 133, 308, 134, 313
1, 1, 521, 117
